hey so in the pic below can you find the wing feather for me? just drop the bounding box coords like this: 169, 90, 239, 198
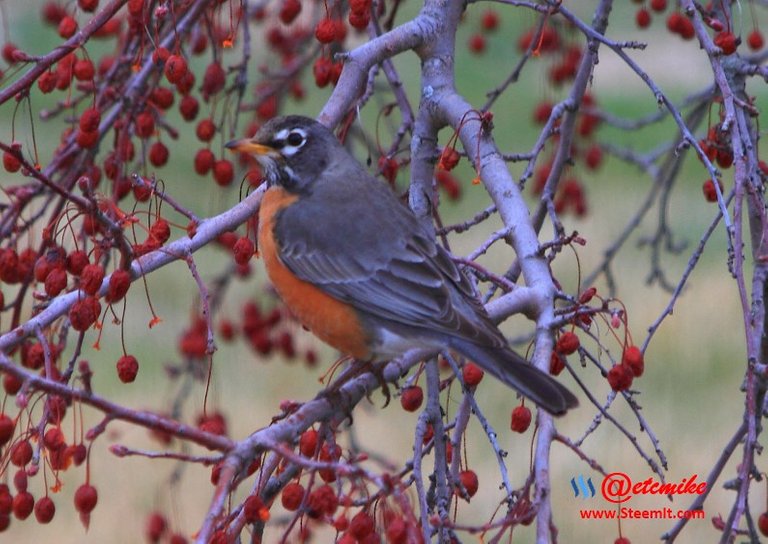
272, 175, 505, 348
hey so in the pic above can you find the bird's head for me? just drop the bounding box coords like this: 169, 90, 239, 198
226, 115, 336, 193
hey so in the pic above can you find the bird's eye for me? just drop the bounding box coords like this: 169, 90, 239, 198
286, 131, 305, 147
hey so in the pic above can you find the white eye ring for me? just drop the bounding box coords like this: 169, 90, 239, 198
274, 127, 308, 156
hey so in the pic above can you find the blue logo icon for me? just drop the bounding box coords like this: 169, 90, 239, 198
570, 475, 596, 499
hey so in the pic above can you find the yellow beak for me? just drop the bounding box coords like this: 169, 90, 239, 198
224, 139, 275, 156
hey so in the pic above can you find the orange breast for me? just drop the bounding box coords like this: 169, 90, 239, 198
258, 187, 372, 360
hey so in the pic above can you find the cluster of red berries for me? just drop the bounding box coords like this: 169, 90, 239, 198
634, 0, 672, 30
0, 409, 96, 532
523, 20, 603, 218
606, 345, 644, 392
207, 268, 318, 366
277, 428, 422, 542
467, 9, 501, 55
634, 0, 765, 55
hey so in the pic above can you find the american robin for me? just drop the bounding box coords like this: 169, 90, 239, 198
226, 115, 578, 415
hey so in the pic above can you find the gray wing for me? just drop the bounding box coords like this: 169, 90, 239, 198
273, 176, 506, 348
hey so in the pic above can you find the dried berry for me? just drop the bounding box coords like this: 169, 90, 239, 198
510, 404, 532, 433
400, 386, 423, 412
281, 482, 305, 511
116, 354, 139, 383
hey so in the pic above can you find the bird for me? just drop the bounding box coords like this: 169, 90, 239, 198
225, 115, 578, 415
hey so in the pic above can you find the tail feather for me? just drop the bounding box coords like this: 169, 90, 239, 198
451, 340, 578, 415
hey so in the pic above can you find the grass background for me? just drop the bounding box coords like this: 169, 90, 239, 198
0, 1, 761, 542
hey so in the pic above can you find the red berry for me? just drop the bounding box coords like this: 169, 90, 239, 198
481, 10, 499, 31
105, 268, 131, 302
281, 482, 305, 511
201, 62, 225, 99
549, 351, 565, 376
437, 147, 460, 171
2, 43, 21, 64
10, 440, 32, 466
213, 159, 234, 186
164, 54, 188, 84
759, 512, 768, 536
584, 144, 603, 170
3, 150, 21, 173
37, 71, 57, 93
76, 128, 99, 148
435, 170, 461, 200
458, 470, 478, 497
69, 296, 101, 331
149, 141, 169, 167
315, 18, 336, 43
348, 10, 369, 30
66, 250, 89, 276
702, 178, 722, 202
196, 118, 216, 142
579, 286, 597, 304
151, 86, 174, 110
80, 263, 104, 295
74, 484, 98, 515
194, 148, 215, 175
714, 32, 738, 55
34, 496, 55, 524
306, 485, 338, 518
179, 95, 199, 121
533, 101, 553, 125
622, 345, 644, 377
279, 0, 301, 24
0, 248, 20, 283
649, 0, 666, 12
79, 107, 101, 132
716, 148, 733, 169
152, 47, 170, 65
116, 354, 139, 383
145, 511, 168, 542
127, 0, 143, 16
313, 57, 332, 88
4, 374, 22, 396
135, 112, 155, 138
43, 427, 65, 451
13, 470, 27, 493
462, 362, 484, 386
670, 13, 694, 40
43, 2, 65, 23
73, 58, 94, 81
0, 488, 11, 516
78, 0, 99, 11
0, 414, 14, 446
615, 538, 631, 544
348, 511, 375, 539
243, 495, 270, 523
58, 15, 78, 38
12, 491, 34, 520
400, 386, 423, 412
44, 267, 67, 297
299, 429, 318, 457
748, 30, 765, 51
349, 0, 370, 13
150, 219, 171, 243
510, 404, 532, 433
607, 364, 633, 392
555, 331, 580, 355
468, 34, 486, 54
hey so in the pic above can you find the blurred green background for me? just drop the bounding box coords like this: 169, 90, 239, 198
0, 1, 761, 542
